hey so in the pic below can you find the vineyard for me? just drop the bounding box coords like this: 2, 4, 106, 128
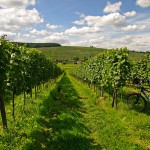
0, 38, 62, 129
1, 38, 150, 149
71, 47, 150, 108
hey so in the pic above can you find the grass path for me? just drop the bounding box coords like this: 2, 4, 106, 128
24, 72, 150, 150
69, 74, 150, 150
1, 72, 150, 149
23, 72, 100, 149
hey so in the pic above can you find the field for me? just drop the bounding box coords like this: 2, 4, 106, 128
36, 46, 148, 61
1, 44, 150, 150
36, 46, 104, 60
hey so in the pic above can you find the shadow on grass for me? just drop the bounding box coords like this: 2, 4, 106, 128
23, 73, 101, 150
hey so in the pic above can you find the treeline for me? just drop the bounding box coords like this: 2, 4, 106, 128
12, 42, 61, 48
0, 38, 62, 128
71, 47, 150, 108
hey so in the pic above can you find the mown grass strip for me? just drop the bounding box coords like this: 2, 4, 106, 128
23, 72, 99, 150
69, 73, 150, 150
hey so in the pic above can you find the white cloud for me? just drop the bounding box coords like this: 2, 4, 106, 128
88, 37, 107, 47
23, 34, 30, 37
89, 37, 105, 43
124, 11, 136, 17
84, 13, 126, 27
137, 18, 150, 25
68, 31, 150, 52
121, 25, 146, 31
72, 20, 86, 25
70, 40, 90, 47
12, 32, 69, 45
73, 12, 86, 25
38, 34, 69, 44
0, 8, 43, 32
30, 29, 50, 35
0, 31, 16, 37
113, 34, 150, 51
52, 32, 64, 36
46, 24, 62, 29
65, 26, 102, 35
0, 0, 35, 8
133, 34, 150, 50
0, 24, 20, 32
75, 12, 85, 18
136, 0, 150, 7
114, 35, 133, 44
0, 0, 43, 34
69, 36, 110, 48
29, 0, 35, 5
13, 33, 34, 42
103, 1, 122, 13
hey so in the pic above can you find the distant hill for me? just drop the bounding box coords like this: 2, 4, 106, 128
36, 46, 148, 63
13, 42, 61, 48
37, 46, 105, 60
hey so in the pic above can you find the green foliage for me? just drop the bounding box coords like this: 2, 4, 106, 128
0, 39, 11, 94
71, 48, 131, 107
0, 86, 50, 150
6, 42, 62, 96
71, 47, 150, 108
0, 38, 62, 128
130, 55, 150, 84
72, 47, 130, 86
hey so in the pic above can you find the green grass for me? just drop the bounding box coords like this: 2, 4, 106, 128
1, 72, 150, 149
58, 63, 78, 71
129, 51, 148, 61
69, 73, 150, 150
23, 72, 99, 150
0, 80, 58, 150
36, 46, 147, 61
36, 46, 105, 60
0, 74, 99, 149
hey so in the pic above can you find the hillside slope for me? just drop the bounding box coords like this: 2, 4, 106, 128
36, 46, 147, 61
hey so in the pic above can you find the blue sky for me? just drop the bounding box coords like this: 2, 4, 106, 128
0, 0, 150, 51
